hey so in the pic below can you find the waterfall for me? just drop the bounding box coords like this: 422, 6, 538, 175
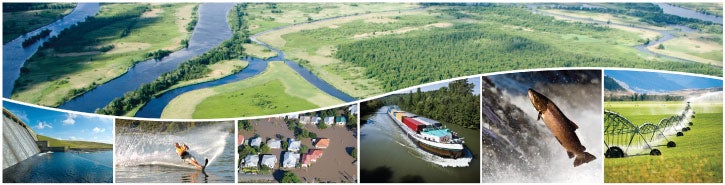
3, 114, 41, 169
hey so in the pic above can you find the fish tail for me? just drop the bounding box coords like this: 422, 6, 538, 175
573, 152, 596, 167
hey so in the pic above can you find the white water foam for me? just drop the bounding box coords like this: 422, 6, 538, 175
374, 113, 473, 168
115, 123, 231, 169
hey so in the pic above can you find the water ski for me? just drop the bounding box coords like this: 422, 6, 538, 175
202, 158, 208, 172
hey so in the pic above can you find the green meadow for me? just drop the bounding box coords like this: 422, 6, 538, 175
37, 135, 112, 149
162, 61, 343, 119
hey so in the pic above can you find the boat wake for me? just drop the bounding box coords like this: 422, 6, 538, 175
115, 123, 231, 169
373, 112, 473, 168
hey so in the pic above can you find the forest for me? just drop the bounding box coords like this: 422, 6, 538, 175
39, 5, 151, 53
603, 76, 627, 92
335, 4, 721, 92
96, 4, 250, 116
366, 79, 480, 129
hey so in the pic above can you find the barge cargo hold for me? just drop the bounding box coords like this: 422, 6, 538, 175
387, 106, 465, 158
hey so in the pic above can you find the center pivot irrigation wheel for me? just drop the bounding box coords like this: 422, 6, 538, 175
605, 146, 625, 158
650, 149, 662, 156
667, 141, 676, 148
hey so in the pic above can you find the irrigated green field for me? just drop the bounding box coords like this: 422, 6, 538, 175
604, 101, 723, 183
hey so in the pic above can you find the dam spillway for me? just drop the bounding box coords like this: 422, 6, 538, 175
3, 109, 40, 169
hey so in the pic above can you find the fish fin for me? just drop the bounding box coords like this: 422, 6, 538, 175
573, 152, 596, 167
568, 120, 579, 130
537, 112, 542, 121
567, 151, 575, 159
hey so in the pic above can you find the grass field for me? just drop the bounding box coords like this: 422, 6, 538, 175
121, 60, 249, 117
648, 33, 723, 66
161, 61, 343, 119
245, 3, 419, 34
242, 43, 277, 59
11, 3, 196, 107
37, 135, 113, 149
604, 101, 723, 183
3, 3, 76, 43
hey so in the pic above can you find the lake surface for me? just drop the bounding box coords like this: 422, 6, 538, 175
58, 3, 234, 113
3, 3, 100, 97
3, 151, 113, 183
360, 107, 480, 183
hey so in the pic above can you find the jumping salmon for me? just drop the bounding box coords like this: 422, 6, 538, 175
528, 88, 596, 167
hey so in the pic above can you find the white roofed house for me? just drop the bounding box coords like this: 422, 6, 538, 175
282, 152, 300, 168
311, 116, 321, 124
260, 155, 277, 169
287, 138, 301, 152
324, 116, 334, 125
250, 137, 262, 147
243, 154, 259, 168
267, 138, 281, 149
299, 116, 311, 124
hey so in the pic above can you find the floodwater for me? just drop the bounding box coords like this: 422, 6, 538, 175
3, 3, 100, 97
3, 150, 113, 183
238, 118, 357, 183
58, 3, 234, 113
115, 124, 235, 183
360, 107, 480, 183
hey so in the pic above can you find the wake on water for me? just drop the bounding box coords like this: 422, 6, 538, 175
371, 113, 473, 168
115, 123, 232, 169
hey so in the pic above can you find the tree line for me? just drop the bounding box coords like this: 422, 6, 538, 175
605, 93, 685, 101
115, 119, 230, 133
96, 4, 251, 116
366, 79, 480, 130
3, 3, 76, 12
39, 4, 151, 53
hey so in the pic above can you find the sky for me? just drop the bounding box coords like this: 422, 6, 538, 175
417, 77, 482, 95
3, 100, 113, 144
605, 70, 723, 93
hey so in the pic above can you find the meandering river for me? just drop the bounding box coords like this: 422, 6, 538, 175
3, 3, 100, 98
58, 3, 234, 113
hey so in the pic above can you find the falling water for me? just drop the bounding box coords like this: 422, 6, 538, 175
3, 116, 40, 169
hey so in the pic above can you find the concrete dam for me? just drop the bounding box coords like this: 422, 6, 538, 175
3, 108, 40, 169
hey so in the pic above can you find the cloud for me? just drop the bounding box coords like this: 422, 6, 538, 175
35, 121, 53, 129
62, 113, 77, 125
69, 136, 78, 140
92, 127, 106, 133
